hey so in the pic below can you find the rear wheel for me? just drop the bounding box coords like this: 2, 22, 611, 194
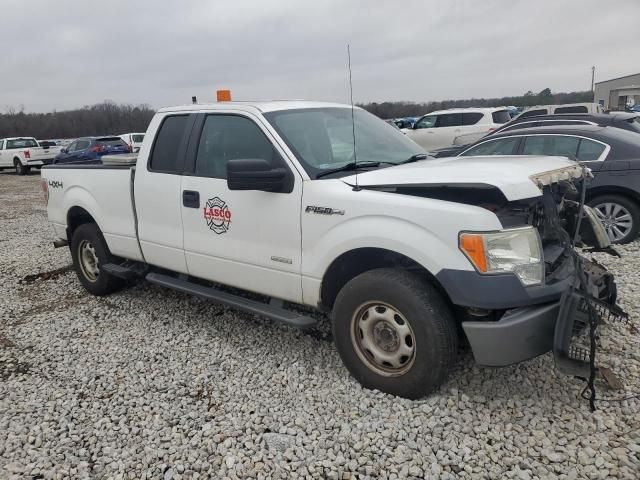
14, 160, 29, 175
332, 268, 458, 399
70, 223, 124, 295
588, 194, 640, 244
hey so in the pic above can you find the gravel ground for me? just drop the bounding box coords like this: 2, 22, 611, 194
1, 171, 638, 480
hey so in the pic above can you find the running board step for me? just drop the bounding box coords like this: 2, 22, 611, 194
145, 272, 317, 329
102, 262, 147, 280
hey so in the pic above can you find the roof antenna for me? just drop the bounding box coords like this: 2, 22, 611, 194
347, 44, 360, 191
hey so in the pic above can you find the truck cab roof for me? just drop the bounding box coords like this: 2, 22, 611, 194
158, 100, 354, 114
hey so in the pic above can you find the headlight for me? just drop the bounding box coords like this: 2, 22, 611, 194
459, 226, 544, 286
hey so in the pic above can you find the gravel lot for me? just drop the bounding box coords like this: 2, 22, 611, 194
1, 171, 638, 479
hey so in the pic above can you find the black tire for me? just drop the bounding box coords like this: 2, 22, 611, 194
332, 268, 458, 399
14, 160, 29, 175
588, 194, 640, 244
70, 223, 124, 296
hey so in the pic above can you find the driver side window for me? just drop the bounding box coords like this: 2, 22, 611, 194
415, 115, 437, 129
195, 115, 281, 179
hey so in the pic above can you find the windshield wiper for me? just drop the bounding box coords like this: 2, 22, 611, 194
316, 161, 381, 178
397, 153, 428, 164
315, 154, 427, 179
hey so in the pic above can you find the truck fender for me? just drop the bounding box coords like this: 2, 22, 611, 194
302, 215, 473, 306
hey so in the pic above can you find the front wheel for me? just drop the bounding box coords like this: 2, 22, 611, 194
332, 268, 458, 399
588, 194, 640, 244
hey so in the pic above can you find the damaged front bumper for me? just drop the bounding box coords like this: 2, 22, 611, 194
461, 256, 622, 369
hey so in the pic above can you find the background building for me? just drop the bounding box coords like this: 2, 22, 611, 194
594, 72, 640, 110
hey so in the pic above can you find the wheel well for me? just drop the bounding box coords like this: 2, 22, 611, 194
586, 186, 640, 205
320, 248, 446, 310
67, 207, 96, 240
13, 157, 22, 165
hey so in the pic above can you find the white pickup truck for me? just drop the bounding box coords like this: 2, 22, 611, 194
0, 137, 62, 174
41, 101, 621, 398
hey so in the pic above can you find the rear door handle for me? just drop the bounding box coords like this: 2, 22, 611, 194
182, 190, 200, 208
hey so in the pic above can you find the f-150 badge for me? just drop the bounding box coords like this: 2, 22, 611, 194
203, 197, 232, 234
305, 206, 345, 215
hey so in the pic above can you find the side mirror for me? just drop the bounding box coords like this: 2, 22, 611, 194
227, 158, 291, 193
61, 148, 67, 153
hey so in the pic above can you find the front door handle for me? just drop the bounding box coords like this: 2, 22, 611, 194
182, 190, 200, 208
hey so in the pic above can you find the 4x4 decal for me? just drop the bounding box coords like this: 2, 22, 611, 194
203, 197, 232, 234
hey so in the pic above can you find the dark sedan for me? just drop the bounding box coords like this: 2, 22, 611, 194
53, 136, 131, 164
455, 124, 640, 243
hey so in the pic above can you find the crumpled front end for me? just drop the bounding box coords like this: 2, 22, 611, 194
459, 168, 627, 384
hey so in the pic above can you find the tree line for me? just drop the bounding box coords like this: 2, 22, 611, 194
0, 101, 156, 139
0, 89, 595, 139
359, 89, 595, 119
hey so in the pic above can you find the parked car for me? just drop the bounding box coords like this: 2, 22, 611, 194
516, 103, 604, 120
41, 100, 616, 398
429, 113, 640, 158
53, 137, 132, 164
455, 124, 640, 243
384, 119, 401, 130
38, 140, 61, 149
393, 117, 418, 129
0, 136, 61, 174
119, 132, 145, 153
489, 112, 640, 137
403, 108, 511, 150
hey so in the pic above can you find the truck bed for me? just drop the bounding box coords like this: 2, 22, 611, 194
42, 164, 143, 261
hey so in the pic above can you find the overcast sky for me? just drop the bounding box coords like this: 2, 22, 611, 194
2, 0, 638, 112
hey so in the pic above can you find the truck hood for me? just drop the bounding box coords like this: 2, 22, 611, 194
342, 155, 584, 201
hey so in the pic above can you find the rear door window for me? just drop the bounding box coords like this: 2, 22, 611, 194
491, 110, 512, 124
461, 137, 520, 156
462, 112, 484, 125
554, 106, 588, 114
521, 135, 580, 159
7, 138, 39, 149
576, 139, 607, 161
436, 113, 463, 128
149, 115, 189, 173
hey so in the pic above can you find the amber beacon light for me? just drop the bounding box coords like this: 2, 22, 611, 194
217, 89, 232, 102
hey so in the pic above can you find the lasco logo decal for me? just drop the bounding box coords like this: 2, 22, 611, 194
203, 197, 232, 234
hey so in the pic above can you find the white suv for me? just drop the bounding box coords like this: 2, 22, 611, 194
403, 108, 511, 151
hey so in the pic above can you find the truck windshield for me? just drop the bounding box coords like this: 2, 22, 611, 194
264, 108, 425, 178
7, 138, 38, 149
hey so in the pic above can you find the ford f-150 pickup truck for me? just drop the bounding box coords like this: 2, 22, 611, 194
41, 101, 621, 398
0, 137, 61, 174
